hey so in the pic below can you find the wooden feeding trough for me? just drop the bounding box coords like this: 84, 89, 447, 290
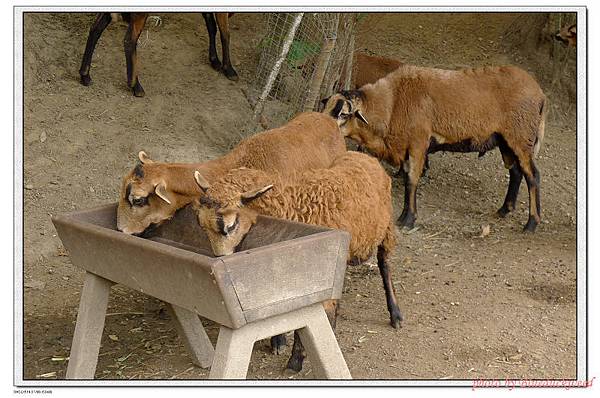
52, 203, 352, 380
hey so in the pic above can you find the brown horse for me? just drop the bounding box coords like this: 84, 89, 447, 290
79, 12, 238, 97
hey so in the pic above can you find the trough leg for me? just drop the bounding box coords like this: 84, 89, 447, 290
65, 272, 114, 379
209, 303, 351, 379
209, 325, 256, 379
286, 299, 339, 372
167, 304, 215, 369
296, 303, 351, 379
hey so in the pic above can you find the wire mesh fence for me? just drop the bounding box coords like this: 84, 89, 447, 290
248, 13, 358, 120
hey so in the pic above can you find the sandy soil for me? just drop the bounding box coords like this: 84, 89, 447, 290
22, 12, 577, 381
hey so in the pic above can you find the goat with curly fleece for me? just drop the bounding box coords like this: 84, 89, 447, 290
192, 151, 402, 372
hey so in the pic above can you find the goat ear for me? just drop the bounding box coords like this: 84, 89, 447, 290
355, 110, 369, 125
318, 96, 330, 112
138, 151, 154, 164
154, 182, 171, 204
240, 184, 273, 205
569, 25, 576, 34
194, 171, 211, 192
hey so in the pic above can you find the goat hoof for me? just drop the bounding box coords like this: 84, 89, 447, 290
390, 308, 403, 329
132, 81, 145, 97
80, 74, 92, 86
497, 203, 516, 218
497, 207, 510, 218
283, 368, 299, 377
270, 335, 287, 355
523, 217, 539, 233
285, 355, 304, 373
397, 213, 415, 229
223, 68, 239, 81
347, 256, 363, 266
209, 58, 222, 71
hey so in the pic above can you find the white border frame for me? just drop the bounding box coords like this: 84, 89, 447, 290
13, 5, 587, 387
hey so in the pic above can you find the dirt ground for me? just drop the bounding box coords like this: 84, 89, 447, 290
22, 12, 577, 381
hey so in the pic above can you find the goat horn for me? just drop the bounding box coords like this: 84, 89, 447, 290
194, 171, 211, 192
154, 182, 171, 204
138, 151, 154, 164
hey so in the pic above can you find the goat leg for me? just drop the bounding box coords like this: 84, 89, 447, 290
397, 168, 416, 228
79, 13, 112, 86
285, 299, 338, 372
522, 159, 542, 232
270, 334, 287, 355
123, 13, 148, 97
498, 164, 523, 217
202, 13, 222, 71
377, 245, 403, 329
215, 13, 238, 81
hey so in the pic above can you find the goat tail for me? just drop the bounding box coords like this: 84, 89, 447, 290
534, 97, 547, 158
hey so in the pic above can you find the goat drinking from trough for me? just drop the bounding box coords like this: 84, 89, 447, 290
79, 12, 238, 97
116, 112, 345, 354
116, 112, 345, 237
322, 64, 547, 232
192, 150, 402, 372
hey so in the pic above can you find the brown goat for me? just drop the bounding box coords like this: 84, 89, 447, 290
79, 12, 237, 97
192, 150, 401, 372
351, 52, 404, 89
117, 112, 345, 357
117, 112, 345, 236
340, 52, 433, 174
555, 23, 576, 48
323, 64, 546, 232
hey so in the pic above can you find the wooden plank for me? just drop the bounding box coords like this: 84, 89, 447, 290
168, 304, 215, 368
221, 233, 340, 311
208, 326, 255, 379
53, 217, 234, 328
53, 204, 350, 330
210, 303, 351, 379
331, 231, 351, 299
66, 272, 114, 379
242, 289, 332, 324
297, 304, 352, 379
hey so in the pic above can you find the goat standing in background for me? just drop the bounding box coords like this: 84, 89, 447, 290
323, 64, 547, 232
79, 12, 238, 97
554, 23, 577, 48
